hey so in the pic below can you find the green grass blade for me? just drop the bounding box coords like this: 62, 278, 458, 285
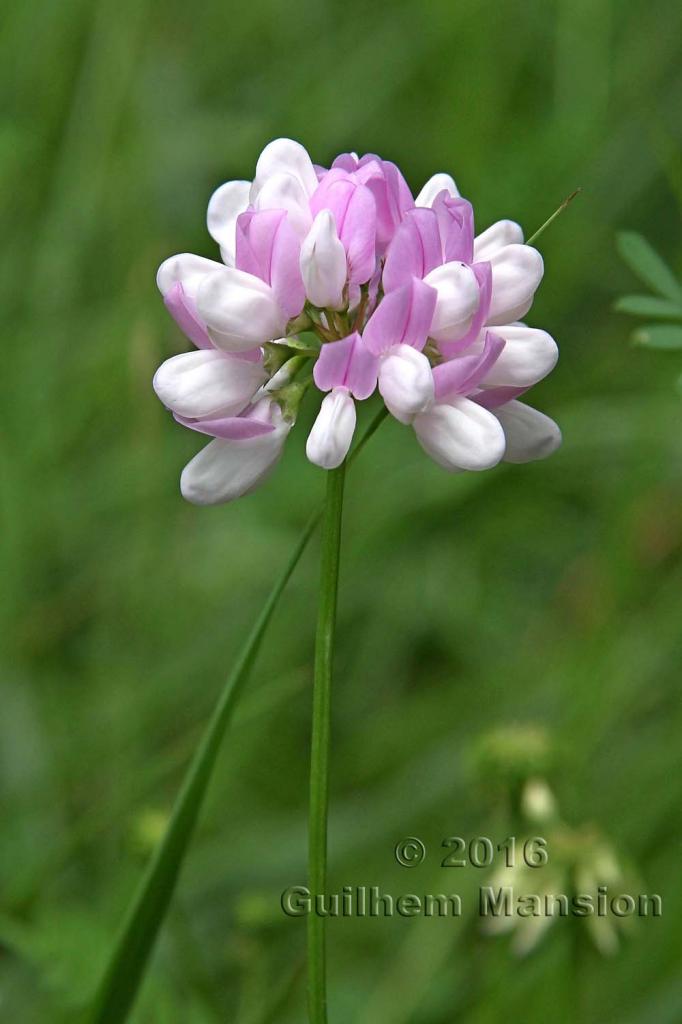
88, 405, 388, 1024
616, 232, 682, 303
614, 294, 682, 319
525, 187, 582, 246
631, 323, 682, 350
89, 512, 318, 1024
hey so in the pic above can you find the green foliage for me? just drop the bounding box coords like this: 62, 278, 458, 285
632, 324, 682, 350
613, 295, 682, 319
3, 0, 682, 1022
616, 232, 682, 304
615, 231, 682, 353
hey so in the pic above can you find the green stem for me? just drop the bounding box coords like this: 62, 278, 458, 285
307, 462, 346, 1023
526, 187, 582, 246
88, 406, 386, 1024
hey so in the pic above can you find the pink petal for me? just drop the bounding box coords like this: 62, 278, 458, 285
164, 282, 213, 350
174, 413, 275, 439
383, 160, 414, 222
269, 214, 306, 318
362, 278, 437, 356
340, 184, 377, 284
235, 209, 282, 281
382, 209, 443, 292
311, 172, 377, 285
309, 168, 354, 218
363, 159, 414, 251
235, 209, 305, 318
353, 159, 384, 186
331, 153, 360, 172
472, 385, 532, 410
433, 331, 506, 400
431, 193, 474, 264
313, 333, 379, 400
357, 152, 382, 167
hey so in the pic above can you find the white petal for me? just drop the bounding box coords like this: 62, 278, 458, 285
180, 404, 291, 505
156, 253, 224, 300
415, 172, 460, 207
493, 401, 562, 463
196, 267, 285, 352
413, 396, 506, 471
424, 262, 480, 343
378, 345, 434, 424
476, 324, 558, 387
206, 180, 251, 265
300, 211, 347, 309
153, 350, 266, 419
486, 244, 544, 325
252, 172, 313, 238
252, 138, 319, 200
306, 388, 356, 469
473, 220, 524, 261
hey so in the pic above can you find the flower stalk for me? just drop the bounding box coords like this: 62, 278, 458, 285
89, 408, 385, 1024
308, 461, 346, 1024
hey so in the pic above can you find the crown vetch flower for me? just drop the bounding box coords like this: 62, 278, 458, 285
154, 138, 561, 504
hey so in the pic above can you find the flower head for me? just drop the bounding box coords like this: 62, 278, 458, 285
154, 138, 561, 504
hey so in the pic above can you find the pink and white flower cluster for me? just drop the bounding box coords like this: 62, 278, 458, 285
154, 139, 561, 504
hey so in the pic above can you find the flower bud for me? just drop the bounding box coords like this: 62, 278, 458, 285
378, 345, 434, 424
306, 387, 356, 469
300, 211, 347, 309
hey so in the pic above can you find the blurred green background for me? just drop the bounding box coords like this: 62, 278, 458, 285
3, 0, 682, 1020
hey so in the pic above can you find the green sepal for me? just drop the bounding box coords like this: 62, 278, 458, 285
270, 378, 311, 423
287, 311, 312, 334
263, 337, 320, 376
262, 341, 295, 376
286, 332, 321, 353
